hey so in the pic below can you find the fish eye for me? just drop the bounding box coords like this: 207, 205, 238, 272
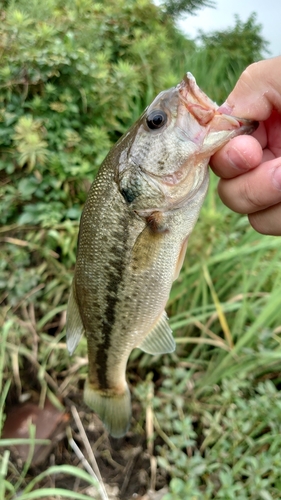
146, 110, 167, 130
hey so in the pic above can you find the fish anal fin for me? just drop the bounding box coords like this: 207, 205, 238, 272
66, 282, 84, 355
173, 237, 189, 281
138, 311, 175, 355
84, 381, 131, 438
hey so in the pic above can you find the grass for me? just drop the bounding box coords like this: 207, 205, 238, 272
0, 462, 104, 500
1, 170, 281, 498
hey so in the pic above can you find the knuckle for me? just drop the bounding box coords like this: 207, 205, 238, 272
239, 61, 267, 95
248, 213, 269, 235
242, 61, 264, 82
242, 177, 264, 212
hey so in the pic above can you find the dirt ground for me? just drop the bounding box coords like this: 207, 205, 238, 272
4, 388, 170, 500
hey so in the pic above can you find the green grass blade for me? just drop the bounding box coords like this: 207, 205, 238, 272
22, 464, 100, 495
0, 450, 10, 499
17, 489, 100, 500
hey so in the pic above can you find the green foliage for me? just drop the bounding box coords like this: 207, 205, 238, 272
135, 375, 281, 499
162, 0, 215, 18
175, 14, 269, 102
0, 0, 183, 230
0, 459, 103, 499
13, 116, 49, 170
199, 13, 268, 61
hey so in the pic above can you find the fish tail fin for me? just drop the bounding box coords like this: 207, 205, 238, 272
84, 380, 131, 438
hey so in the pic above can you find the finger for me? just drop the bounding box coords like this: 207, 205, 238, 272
265, 109, 281, 156
222, 57, 281, 120
217, 158, 281, 214
248, 202, 281, 236
252, 121, 267, 149
210, 135, 263, 179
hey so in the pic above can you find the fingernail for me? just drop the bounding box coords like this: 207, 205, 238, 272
272, 166, 281, 190
226, 147, 250, 171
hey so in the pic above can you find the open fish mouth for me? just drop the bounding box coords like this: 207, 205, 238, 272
177, 72, 218, 126
178, 72, 258, 135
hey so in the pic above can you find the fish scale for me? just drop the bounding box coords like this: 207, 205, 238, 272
66, 73, 257, 438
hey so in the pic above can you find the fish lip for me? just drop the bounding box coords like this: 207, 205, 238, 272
216, 104, 259, 134
231, 117, 259, 135
178, 72, 258, 135
209, 112, 258, 135
217, 104, 259, 134
177, 72, 217, 126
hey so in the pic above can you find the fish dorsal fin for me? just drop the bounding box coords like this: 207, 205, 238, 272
66, 282, 84, 355
138, 311, 175, 355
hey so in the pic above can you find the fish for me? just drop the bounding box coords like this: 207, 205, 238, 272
66, 73, 257, 438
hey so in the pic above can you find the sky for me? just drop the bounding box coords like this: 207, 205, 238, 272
178, 0, 281, 58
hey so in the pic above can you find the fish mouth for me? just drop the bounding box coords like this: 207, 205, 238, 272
178, 72, 258, 137
209, 112, 258, 136
177, 72, 218, 126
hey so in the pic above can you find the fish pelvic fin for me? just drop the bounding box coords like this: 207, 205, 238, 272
138, 311, 175, 355
84, 381, 131, 439
66, 282, 84, 355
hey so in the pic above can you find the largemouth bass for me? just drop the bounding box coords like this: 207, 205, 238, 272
66, 73, 257, 438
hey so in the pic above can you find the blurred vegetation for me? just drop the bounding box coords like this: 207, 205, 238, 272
161, 0, 215, 18
1, 0, 280, 498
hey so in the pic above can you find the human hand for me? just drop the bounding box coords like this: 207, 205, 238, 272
210, 57, 281, 236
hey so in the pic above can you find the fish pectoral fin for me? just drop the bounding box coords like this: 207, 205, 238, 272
131, 224, 166, 272
66, 282, 84, 355
173, 237, 189, 281
138, 311, 175, 355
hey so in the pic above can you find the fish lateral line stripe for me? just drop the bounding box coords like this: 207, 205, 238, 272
96, 217, 129, 390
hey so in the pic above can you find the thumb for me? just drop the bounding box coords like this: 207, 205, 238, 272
220, 57, 281, 121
